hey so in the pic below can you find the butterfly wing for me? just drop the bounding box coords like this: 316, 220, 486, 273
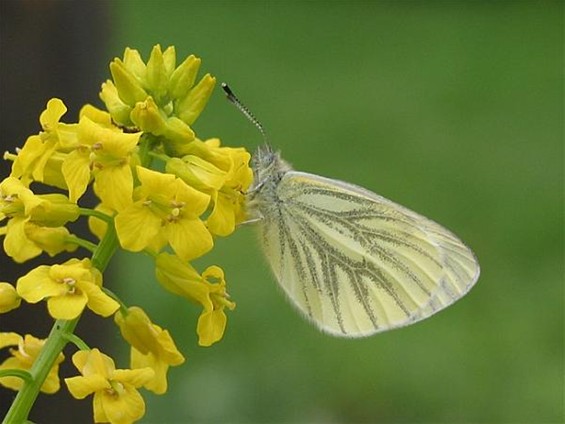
257, 171, 480, 337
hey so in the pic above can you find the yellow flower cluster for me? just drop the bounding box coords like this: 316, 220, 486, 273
0, 45, 252, 424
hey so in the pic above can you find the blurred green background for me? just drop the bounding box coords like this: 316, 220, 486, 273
2, 1, 563, 423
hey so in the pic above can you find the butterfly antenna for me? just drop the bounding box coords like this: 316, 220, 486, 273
221, 82, 269, 146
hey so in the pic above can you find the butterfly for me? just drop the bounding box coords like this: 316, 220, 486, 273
247, 144, 480, 337
223, 83, 480, 337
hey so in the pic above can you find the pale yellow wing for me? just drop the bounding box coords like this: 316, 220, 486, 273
257, 171, 480, 337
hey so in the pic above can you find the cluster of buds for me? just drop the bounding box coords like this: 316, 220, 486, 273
0, 45, 252, 423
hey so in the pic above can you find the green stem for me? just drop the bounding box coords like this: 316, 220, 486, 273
63, 333, 90, 351
3, 221, 119, 424
147, 150, 170, 163
2, 318, 79, 424
78, 207, 113, 223
0, 369, 32, 383
91, 221, 118, 271
66, 235, 97, 253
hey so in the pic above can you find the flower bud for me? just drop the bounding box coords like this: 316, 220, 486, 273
176, 74, 216, 125
122, 47, 147, 80
109, 59, 149, 106
145, 45, 169, 102
168, 55, 201, 100
159, 117, 196, 157
99, 80, 133, 125
166, 156, 225, 193
31, 193, 80, 227
130, 97, 167, 134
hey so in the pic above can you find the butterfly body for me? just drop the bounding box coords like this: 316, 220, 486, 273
248, 144, 480, 337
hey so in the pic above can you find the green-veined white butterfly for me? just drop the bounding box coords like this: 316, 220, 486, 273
223, 84, 480, 338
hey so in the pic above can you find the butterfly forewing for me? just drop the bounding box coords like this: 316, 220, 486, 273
256, 170, 480, 337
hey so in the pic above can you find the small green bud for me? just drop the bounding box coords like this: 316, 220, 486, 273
110, 59, 149, 106
169, 55, 201, 100
146, 45, 169, 102
130, 97, 167, 135
100, 80, 133, 125
176, 74, 216, 125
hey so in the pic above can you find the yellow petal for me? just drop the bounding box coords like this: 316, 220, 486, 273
42, 365, 62, 394
40, 98, 67, 131
135, 166, 176, 197
47, 292, 88, 320
112, 367, 154, 388
174, 178, 210, 217
165, 218, 213, 261
197, 310, 227, 347
0, 282, 21, 313
155, 330, 185, 365
65, 374, 110, 399
17, 265, 63, 303
206, 192, 237, 237
131, 350, 169, 394
4, 218, 41, 263
61, 150, 91, 203
0, 332, 22, 349
73, 349, 115, 379
83, 283, 120, 317
93, 166, 134, 212
98, 384, 147, 424
115, 203, 161, 252
79, 104, 113, 126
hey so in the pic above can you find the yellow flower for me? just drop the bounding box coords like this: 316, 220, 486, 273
115, 166, 213, 261
61, 116, 141, 210
0, 282, 21, 313
114, 307, 185, 394
205, 141, 253, 236
0, 333, 64, 393
16, 258, 119, 320
0, 177, 79, 226
65, 349, 154, 424
155, 253, 235, 346
167, 138, 253, 236
9, 98, 77, 187
0, 177, 80, 262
